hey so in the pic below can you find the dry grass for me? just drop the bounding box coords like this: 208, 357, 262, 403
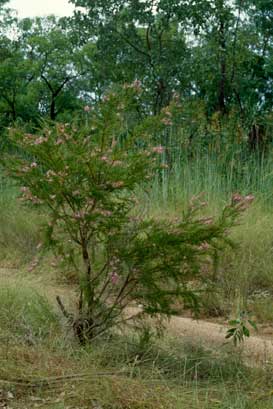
0, 272, 272, 409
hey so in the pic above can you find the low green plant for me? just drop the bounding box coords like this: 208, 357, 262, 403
226, 311, 257, 346
3, 85, 254, 343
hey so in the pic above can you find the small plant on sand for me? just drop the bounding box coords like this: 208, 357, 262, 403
3, 85, 254, 343
226, 311, 257, 346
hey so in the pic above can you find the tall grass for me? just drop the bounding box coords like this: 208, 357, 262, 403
147, 148, 273, 212
0, 176, 43, 266
140, 146, 273, 319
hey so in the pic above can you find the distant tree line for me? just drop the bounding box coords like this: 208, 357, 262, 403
0, 0, 273, 152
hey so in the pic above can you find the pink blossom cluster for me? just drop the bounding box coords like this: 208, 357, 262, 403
109, 256, 121, 285
33, 136, 49, 145
23, 133, 47, 145
110, 271, 119, 285
198, 216, 213, 225
56, 138, 64, 145
152, 145, 165, 154
232, 193, 255, 204
20, 186, 42, 204
83, 105, 91, 112
161, 117, 173, 126
73, 210, 88, 220
198, 242, 210, 251
46, 169, 57, 182
232, 193, 255, 210
162, 107, 172, 117
123, 79, 142, 91
112, 181, 124, 188
21, 162, 38, 173
94, 208, 113, 217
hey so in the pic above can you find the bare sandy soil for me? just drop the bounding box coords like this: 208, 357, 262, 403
2, 268, 273, 367
168, 315, 273, 366
127, 308, 273, 367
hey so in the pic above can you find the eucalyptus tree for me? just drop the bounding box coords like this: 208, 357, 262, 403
0, 4, 38, 127
25, 16, 85, 121
70, 0, 205, 115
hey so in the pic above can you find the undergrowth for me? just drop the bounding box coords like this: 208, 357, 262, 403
0, 279, 272, 409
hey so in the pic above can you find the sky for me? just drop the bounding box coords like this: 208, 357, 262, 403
9, 0, 75, 18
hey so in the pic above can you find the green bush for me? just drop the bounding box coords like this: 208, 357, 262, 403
3, 86, 254, 343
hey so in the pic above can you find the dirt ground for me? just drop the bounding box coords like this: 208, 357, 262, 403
2, 268, 273, 367
126, 308, 273, 367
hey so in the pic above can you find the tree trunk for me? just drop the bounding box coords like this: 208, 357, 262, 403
50, 96, 57, 121
218, 20, 227, 114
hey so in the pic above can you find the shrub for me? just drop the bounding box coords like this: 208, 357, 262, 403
3, 86, 254, 343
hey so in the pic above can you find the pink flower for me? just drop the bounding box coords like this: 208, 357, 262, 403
123, 80, 141, 91
73, 211, 86, 220
56, 138, 64, 145
161, 117, 173, 126
198, 217, 213, 225
112, 181, 124, 188
95, 209, 112, 217
245, 194, 255, 203
24, 133, 34, 140
101, 156, 108, 162
162, 107, 172, 117
199, 242, 210, 251
232, 193, 243, 203
46, 170, 56, 179
132, 79, 142, 91
101, 210, 112, 216
30, 162, 38, 168
110, 272, 119, 285
152, 145, 165, 154
84, 105, 91, 112
33, 136, 48, 145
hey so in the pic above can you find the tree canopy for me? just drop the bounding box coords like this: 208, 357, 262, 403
0, 0, 272, 150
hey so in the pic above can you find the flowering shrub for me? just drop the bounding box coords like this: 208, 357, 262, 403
3, 87, 254, 343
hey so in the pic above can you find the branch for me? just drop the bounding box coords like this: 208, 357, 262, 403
56, 295, 73, 322
112, 26, 151, 59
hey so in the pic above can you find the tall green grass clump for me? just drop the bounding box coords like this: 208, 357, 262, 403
147, 147, 273, 212
143, 144, 273, 319
0, 175, 42, 266
0, 284, 59, 343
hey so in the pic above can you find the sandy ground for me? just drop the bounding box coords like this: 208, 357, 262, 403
168, 315, 273, 366
126, 308, 273, 367
1, 268, 273, 367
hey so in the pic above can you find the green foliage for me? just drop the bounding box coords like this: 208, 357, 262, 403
3, 88, 252, 342
226, 311, 257, 346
